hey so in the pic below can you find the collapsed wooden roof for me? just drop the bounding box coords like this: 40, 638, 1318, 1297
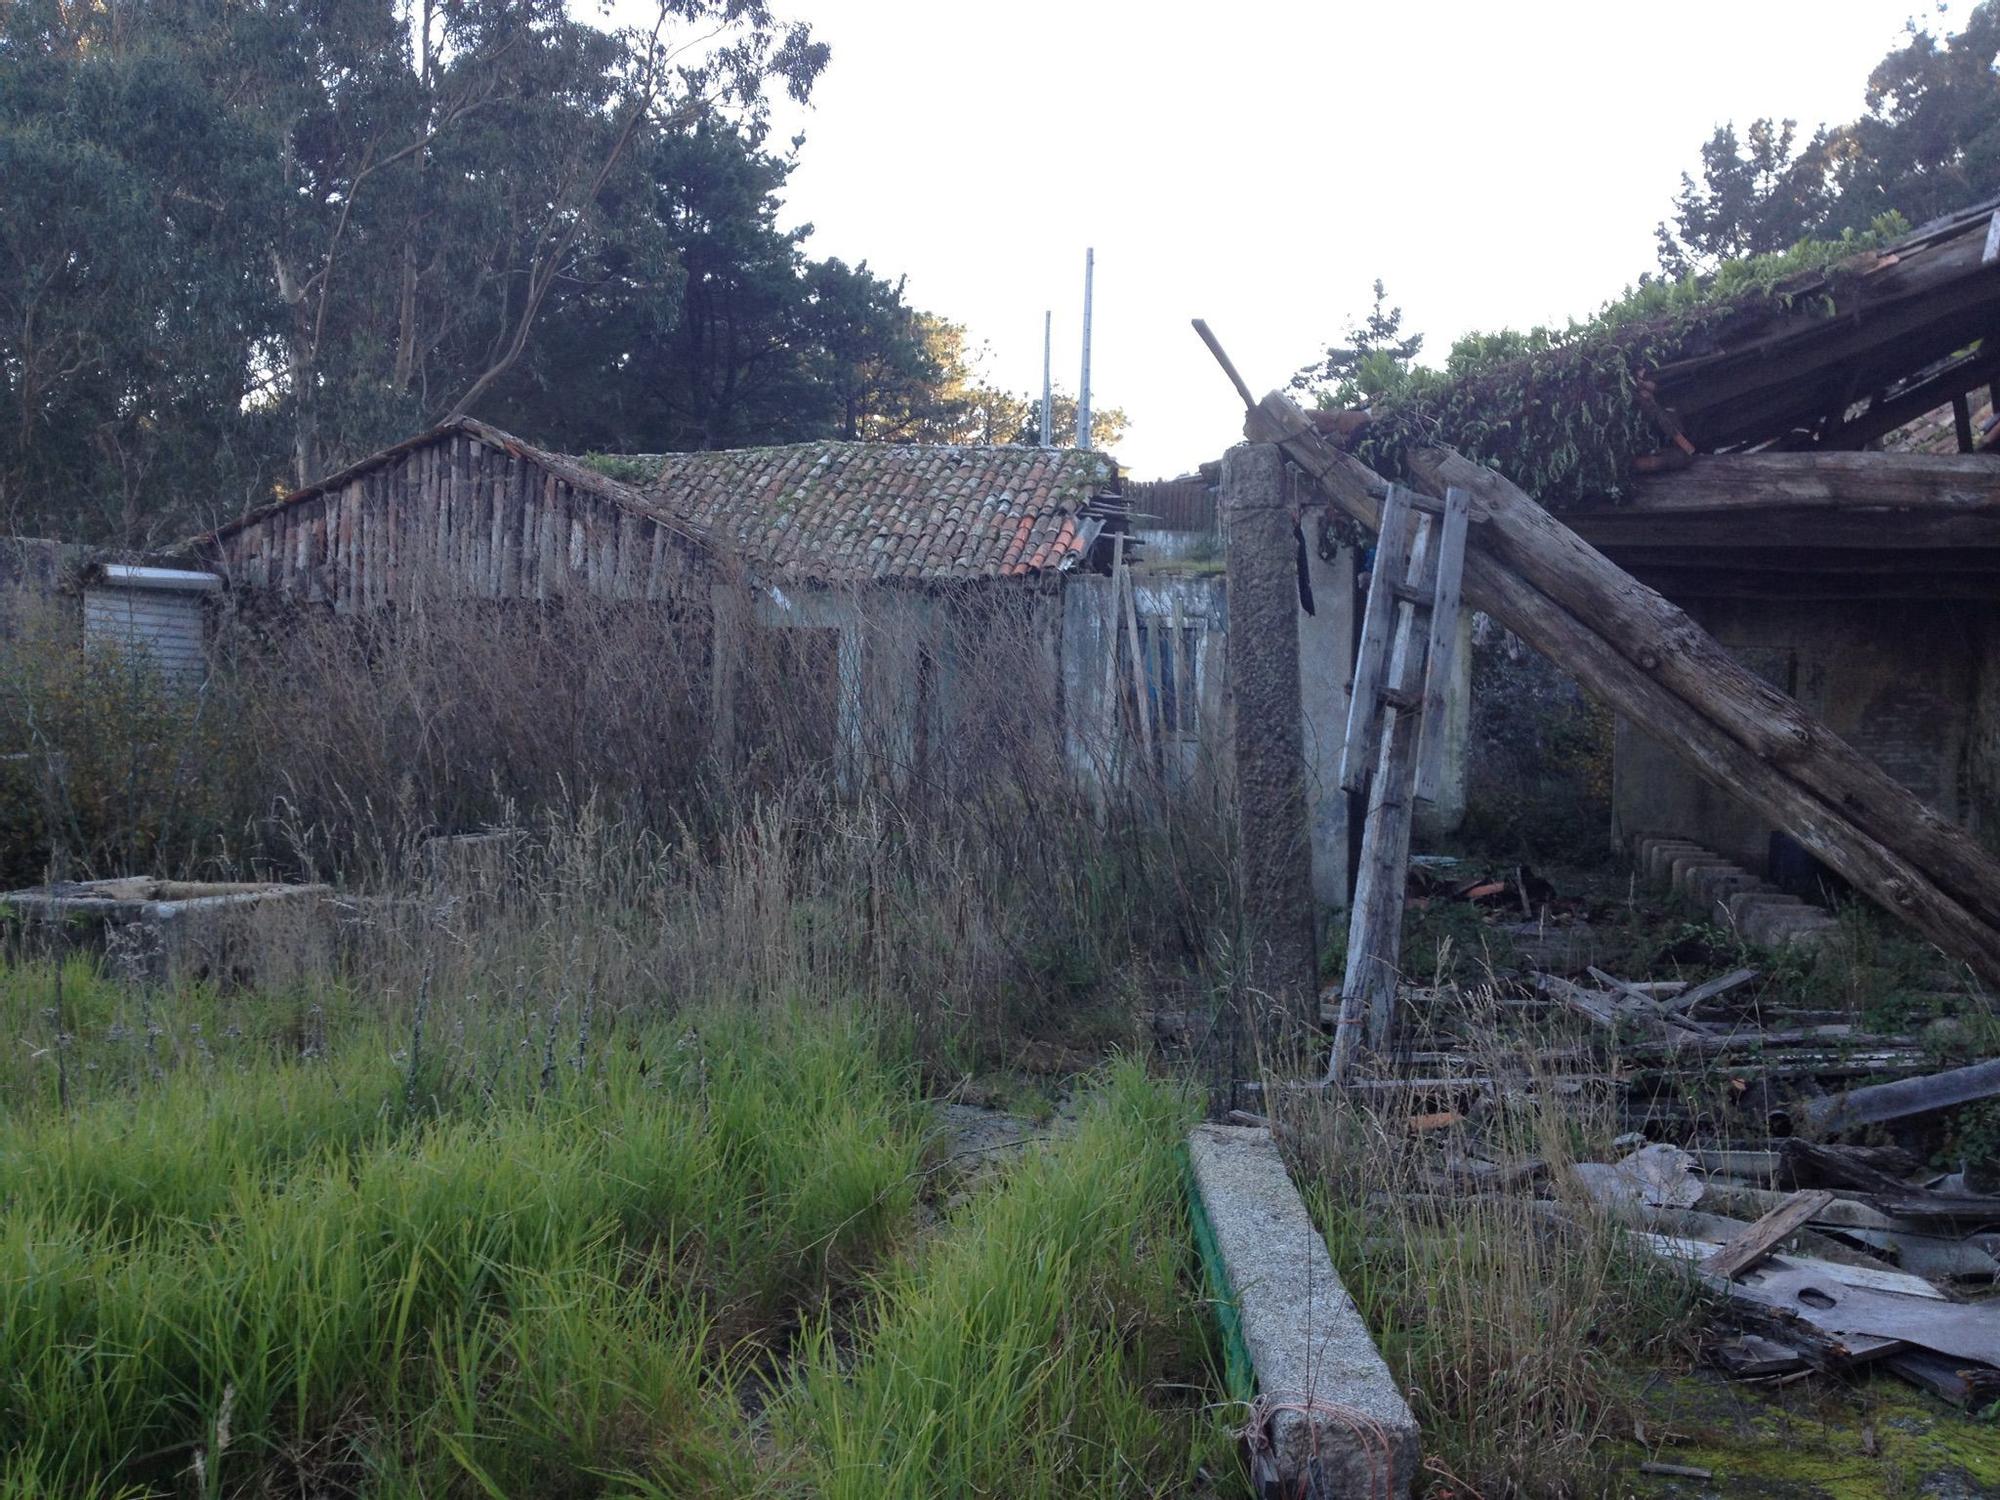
1548, 199, 2000, 596
1644, 195, 2000, 457
1332, 196, 2000, 531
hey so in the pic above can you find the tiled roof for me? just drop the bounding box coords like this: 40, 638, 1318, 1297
637, 442, 1120, 584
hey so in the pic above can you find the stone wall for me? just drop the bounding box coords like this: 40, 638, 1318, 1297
1614, 597, 1995, 874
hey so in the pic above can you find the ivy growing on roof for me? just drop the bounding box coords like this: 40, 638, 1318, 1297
1307, 215, 1909, 511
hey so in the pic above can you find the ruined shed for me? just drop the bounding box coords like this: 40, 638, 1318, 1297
1555, 198, 2000, 874
193, 422, 1143, 790
199, 417, 714, 611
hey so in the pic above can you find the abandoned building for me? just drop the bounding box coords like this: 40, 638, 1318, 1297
1550, 195, 2000, 878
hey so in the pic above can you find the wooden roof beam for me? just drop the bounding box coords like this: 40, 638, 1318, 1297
1616, 451, 2000, 514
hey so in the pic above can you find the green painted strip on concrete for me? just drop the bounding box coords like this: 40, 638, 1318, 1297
1180, 1143, 1257, 1406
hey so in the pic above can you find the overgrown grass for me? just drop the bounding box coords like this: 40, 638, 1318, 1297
1275, 1021, 1711, 1497
777, 1060, 1237, 1499
0, 984, 930, 1496
0, 931, 1241, 1498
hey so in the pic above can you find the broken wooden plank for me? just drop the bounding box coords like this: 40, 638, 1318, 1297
1703, 1190, 1837, 1280
1537, 973, 1634, 1033
1661, 966, 1759, 1014
1412, 484, 1470, 804
1790, 1055, 2000, 1135
1777, 1139, 1924, 1193
1339, 485, 1414, 793
1882, 1348, 2000, 1409
1710, 1332, 1810, 1378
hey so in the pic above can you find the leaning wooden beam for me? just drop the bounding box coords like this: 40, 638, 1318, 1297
1400, 442, 2000, 938
1240, 393, 2000, 981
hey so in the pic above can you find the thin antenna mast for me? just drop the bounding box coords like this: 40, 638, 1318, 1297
1077, 248, 1094, 451
1040, 310, 1053, 446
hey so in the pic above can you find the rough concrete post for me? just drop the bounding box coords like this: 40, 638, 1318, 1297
1296, 507, 1355, 907
708, 580, 745, 771
1223, 443, 1319, 1026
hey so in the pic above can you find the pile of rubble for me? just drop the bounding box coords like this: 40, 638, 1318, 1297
1572, 1138, 1998, 1409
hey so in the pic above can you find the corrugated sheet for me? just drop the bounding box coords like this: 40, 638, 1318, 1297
84, 587, 206, 680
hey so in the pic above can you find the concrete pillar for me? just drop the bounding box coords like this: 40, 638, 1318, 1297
1296, 507, 1355, 907
1222, 443, 1319, 1026
1060, 574, 1117, 798
708, 580, 746, 771
1413, 611, 1471, 839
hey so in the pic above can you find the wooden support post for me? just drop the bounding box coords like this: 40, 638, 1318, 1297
1413, 486, 1471, 804
1329, 519, 1451, 1081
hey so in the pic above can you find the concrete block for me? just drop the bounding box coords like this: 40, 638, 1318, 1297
1188, 1123, 1419, 1498
2, 878, 333, 989
1669, 855, 1736, 895
1645, 841, 1711, 884
1686, 864, 1764, 910
1741, 904, 1837, 950
1725, 889, 1806, 926
1631, 833, 1689, 866
1637, 836, 1705, 874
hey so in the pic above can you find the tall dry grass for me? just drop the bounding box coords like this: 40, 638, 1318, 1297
0, 575, 1241, 1071
1270, 981, 1711, 1497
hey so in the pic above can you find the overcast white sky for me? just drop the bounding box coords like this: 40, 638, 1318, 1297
705, 1, 1970, 476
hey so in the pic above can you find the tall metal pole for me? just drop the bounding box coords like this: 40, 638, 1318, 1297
1077, 248, 1094, 451
1040, 310, 1053, 446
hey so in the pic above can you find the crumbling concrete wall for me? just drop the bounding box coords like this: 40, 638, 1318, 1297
1615, 598, 1992, 875
0, 539, 85, 636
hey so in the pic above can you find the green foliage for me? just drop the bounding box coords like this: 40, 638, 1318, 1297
0, 605, 250, 884
1292, 278, 1425, 410
1310, 220, 1905, 511
0, 984, 928, 1495
1659, 2, 2000, 274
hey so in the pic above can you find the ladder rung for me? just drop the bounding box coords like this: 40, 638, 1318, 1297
1388, 582, 1433, 608
1380, 687, 1421, 713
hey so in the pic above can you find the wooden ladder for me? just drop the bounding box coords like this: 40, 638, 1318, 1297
1327, 483, 1471, 1084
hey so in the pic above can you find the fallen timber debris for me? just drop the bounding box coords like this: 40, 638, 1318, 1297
1788, 1055, 2000, 1135
1192, 321, 2000, 985
1561, 1144, 2000, 1400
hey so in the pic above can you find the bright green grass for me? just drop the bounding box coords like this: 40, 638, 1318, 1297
776, 1059, 1238, 1499
1, 993, 929, 1496
1, 958, 1237, 1498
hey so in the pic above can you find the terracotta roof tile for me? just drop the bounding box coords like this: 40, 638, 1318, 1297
640, 442, 1118, 585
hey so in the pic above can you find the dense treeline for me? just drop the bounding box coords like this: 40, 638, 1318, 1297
0, 0, 1114, 547
1657, 1, 2000, 274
